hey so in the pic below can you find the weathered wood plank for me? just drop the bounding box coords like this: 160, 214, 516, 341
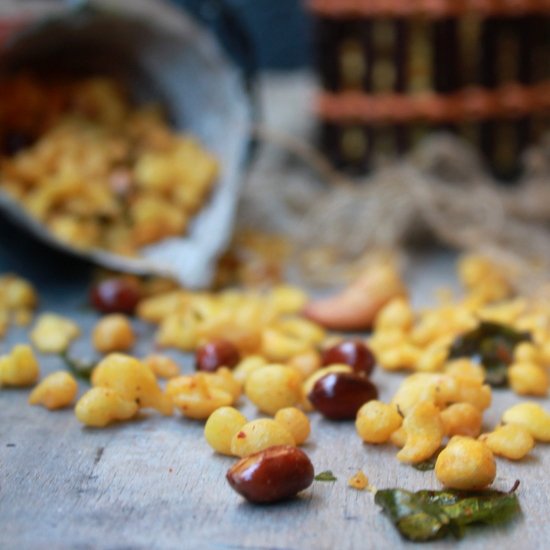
1, 363, 545, 550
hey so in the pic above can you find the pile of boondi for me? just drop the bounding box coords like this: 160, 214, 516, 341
2, 255, 550, 503
0, 76, 218, 256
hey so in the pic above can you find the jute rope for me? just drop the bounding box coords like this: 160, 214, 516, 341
242, 127, 550, 293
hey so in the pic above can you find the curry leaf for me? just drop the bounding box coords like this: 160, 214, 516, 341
449, 322, 530, 387
413, 459, 437, 472
413, 448, 443, 471
375, 485, 520, 541
60, 351, 96, 381
314, 470, 337, 482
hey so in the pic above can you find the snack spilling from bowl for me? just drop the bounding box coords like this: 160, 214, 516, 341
0, 0, 251, 288
0, 75, 218, 256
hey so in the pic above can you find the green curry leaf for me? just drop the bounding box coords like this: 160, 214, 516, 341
412, 460, 436, 472
375, 484, 520, 541
413, 448, 443, 471
449, 322, 530, 387
314, 470, 337, 482
60, 351, 96, 381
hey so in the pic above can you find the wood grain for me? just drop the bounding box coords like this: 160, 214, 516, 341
1, 75, 549, 550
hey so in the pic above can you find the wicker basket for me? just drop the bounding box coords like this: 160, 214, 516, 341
309, 0, 550, 179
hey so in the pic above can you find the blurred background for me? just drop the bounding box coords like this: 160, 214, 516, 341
1, 0, 549, 286
175, 0, 312, 69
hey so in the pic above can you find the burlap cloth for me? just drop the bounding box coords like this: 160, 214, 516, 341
238, 127, 550, 294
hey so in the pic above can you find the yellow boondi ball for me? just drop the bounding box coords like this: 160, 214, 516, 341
204, 407, 247, 455
502, 402, 550, 442
92, 314, 135, 353
29, 371, 78, 410
274, 407, 311, 445
435, 437, 496, 490
355, 401, 402, 444
479, 424, 535, 461
0, 344, 40, 387
245, 365, 302, 415
230, 418, 295, 458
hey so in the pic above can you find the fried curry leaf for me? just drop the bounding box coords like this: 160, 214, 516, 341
413, 448, 443, 471
375, 485, 520, 542
60, 351, 96, 381
314, 470, 337, 482
449, 321, 530, 387
413, 458, 436, 472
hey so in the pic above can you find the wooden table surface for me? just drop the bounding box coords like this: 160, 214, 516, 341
1, 74, 549, 550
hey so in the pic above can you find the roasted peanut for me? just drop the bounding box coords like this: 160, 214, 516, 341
321, 340, 375, 377
90, 277, 141, 314
226, 445, 314, 503
302, 364, 353, 402
195, 340, 240, 372
309, 372, 378, 420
